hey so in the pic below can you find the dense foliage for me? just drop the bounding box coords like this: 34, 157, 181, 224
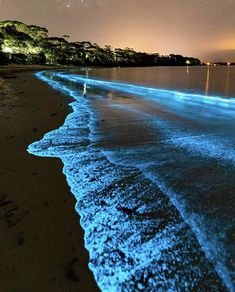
0, 20, 201, 66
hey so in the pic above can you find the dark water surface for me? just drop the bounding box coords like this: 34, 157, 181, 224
87, 66, 235, 97
28, 67, 235, 291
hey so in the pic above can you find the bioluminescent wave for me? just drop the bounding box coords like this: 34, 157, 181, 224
28, 71, 235, 291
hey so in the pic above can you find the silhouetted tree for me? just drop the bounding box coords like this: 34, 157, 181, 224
0, 20, 201, 66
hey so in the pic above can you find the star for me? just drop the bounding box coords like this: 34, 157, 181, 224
56, 0, 102, 9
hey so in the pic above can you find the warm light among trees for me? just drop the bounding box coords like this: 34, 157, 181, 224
0, 20, 201, 66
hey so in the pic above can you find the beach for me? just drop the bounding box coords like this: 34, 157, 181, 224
1, 66, 234, 291
26, 69, 232, 291
0, 66, 99, 292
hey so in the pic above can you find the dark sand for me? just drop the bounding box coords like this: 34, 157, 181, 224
0, 66, 99, 291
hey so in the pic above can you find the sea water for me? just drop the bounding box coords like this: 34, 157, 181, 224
28, 67, 235, 291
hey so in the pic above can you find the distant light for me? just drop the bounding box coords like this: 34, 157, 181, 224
206, 62, 211, 66
186, 60, 191, 65
2, 46, 13, 53
227, 62, 231, 66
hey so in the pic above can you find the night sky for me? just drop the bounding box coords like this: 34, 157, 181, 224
0, 0, 235, 61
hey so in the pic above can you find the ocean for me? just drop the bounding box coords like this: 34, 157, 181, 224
28, 66, 235, 291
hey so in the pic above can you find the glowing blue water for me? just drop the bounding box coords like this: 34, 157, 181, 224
28, 70, 235, 291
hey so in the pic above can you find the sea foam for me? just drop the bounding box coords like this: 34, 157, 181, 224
28, 71, 234, 291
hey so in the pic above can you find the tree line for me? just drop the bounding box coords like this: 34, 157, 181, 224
0, 20, 201, 66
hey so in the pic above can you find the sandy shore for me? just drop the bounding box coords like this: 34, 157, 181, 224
0, 66, 99, 291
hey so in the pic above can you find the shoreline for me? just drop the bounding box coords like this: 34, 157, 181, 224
29, 71, 228, 290
0, 67, 99, 291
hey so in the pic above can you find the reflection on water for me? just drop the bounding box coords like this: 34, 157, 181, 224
28, 68, 235, 291
226, 66, 230, 95
82, 65, 235, 98
205, 66, 210, 94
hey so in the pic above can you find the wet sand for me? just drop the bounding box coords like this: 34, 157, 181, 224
0, 66, 99, 291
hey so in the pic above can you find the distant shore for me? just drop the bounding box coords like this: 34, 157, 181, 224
0, 66, 99, 291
